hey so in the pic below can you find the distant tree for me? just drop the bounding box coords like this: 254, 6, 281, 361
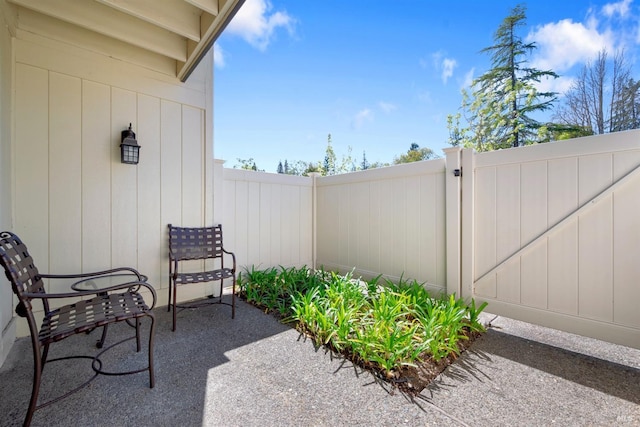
337, 145, 356, 173
554, 49, 640, 134
277, 161, 284, 174
304, 162, 322, 175
276, 160, 323, 176
447, 4, 558, 151
394, 143, 436, 164
361, 151, 370, 170
611, 77, 640, 131
235, 158, 260, 171
323, 134, 336, 176
368, 161, 390, 169
284, 159, 290, 174
536, 122, 593, 142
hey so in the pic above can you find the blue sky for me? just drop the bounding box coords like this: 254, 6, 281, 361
213, 0, 639, 172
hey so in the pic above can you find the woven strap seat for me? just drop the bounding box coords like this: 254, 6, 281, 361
175, 268, 234, 285
40, 291, 151, 345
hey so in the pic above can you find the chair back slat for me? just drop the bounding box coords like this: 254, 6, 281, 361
0, 231, 46, 296
0, 231, 47, 317
168, 225, 224, 261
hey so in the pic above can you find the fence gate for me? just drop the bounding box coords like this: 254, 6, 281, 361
452, 132, 640, 350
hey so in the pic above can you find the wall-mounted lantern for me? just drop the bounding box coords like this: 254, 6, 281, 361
120, 123, 141, 165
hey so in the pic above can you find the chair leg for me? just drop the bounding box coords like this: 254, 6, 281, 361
167, 278, 172, 313
147, 312, 156, 388
135, 319, 141, 352
231, 276, 236, 319
40, 343, 50, 368
97, 325, 109, 349
172, 280, 177, 332
25, 344, 44, 427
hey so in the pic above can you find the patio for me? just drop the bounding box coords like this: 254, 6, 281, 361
1, 298, 639, 427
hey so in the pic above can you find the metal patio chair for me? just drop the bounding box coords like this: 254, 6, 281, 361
168, 224, 236, 331
0, 231, 156, 427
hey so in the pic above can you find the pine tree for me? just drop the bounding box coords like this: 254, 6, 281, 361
277, 161, 284, 174
323, 133, 336, 176
394, 143, 435, 164
361, 151, 369, 170
448, 4, 558, 151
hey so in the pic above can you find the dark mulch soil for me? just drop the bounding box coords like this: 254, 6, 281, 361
386, 331, 481, 395
239, 295, 482, 396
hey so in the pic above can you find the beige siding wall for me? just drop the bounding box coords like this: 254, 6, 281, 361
220, 167, 313, 271
316, 160, 447, 293
11, 32, 214, 337
468, 131, 640, 347
0, 3, 15, 365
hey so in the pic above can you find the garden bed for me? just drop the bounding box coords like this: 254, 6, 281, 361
238, 266, 487, 395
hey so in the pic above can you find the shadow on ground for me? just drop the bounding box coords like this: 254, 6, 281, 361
2, 303, 640, 427
0, 299, 289, 427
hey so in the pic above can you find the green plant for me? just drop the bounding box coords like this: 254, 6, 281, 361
241, 266, 488, 378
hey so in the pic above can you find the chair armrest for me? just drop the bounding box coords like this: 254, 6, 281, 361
222, 248, 237, 272
23, 281, 157, 309
39, 266, 144, 281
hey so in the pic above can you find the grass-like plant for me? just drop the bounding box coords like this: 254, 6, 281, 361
239, 266, 488, 378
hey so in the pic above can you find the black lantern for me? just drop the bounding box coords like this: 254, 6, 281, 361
120, 123, 141, 164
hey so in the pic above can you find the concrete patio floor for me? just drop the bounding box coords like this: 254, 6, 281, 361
1, 298, 639, 426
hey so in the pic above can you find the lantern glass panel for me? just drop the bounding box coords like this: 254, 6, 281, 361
121, 144, 139, 164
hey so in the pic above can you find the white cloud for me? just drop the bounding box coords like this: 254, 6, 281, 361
441, 58, 457, 83
378, 101, 397, 113
351, 109, 373, 129
527, 19, 615, 72
602, 0, 632, 18
461, 68, 475, 89
226, 0, 295, 51
213, 43, 225, 68
538, 75, 575, 96
430, 51, 457, 84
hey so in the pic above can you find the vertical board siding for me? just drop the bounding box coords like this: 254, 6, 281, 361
160, 100, 183, 225
82, 81, 112, 271
14, 64, 49, 278
48, 72, 82, 292
13, 66, 209, 319
137, 94, 162, 285
110, 87, 138, 268
181, 105, 204, 226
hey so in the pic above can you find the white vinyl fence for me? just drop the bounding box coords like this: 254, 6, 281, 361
220, 130, 640, 349
315, 160, 447, 295
218, 165, 313, 271
460, 132, 640, 348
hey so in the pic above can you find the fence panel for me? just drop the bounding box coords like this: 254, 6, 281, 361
315, 160, 447, 294
466, 130, 640, 349
220, 168, 314, 271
